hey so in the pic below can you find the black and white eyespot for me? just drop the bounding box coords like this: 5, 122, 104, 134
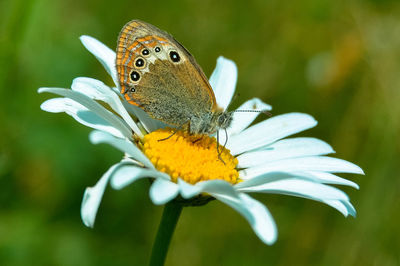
169, 51, 181, 63
130, 87, 136, 93
141, 48, 150, 56
134, 57, 146, 69
130, 70, 141, 82
155, 46, 161, 53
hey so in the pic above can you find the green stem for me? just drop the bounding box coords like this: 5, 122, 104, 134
149, 201, 183, 266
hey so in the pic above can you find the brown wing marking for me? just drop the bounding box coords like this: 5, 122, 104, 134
116, 21, 170, 105
116, 20, 217, 117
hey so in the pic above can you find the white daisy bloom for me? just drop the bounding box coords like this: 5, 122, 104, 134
38, 35, 363, 245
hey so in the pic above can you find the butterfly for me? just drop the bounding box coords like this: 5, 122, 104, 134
115, 20, 233, 135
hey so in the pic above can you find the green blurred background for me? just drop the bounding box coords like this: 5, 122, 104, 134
1, 0, 399, 265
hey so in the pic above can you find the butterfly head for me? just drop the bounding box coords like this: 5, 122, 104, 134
216, 110, 233, 130
189, 109, 233, 135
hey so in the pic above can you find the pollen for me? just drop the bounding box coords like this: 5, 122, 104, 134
141, 128, 239, 185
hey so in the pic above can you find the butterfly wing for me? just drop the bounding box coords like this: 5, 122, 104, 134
116, 20, 217, 127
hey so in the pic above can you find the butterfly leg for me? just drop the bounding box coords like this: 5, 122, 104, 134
157, 122, 187, 142
192, 136, 203, 144
157, 130, 178, 141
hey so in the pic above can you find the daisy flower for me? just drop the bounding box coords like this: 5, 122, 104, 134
38, 35, 363, 248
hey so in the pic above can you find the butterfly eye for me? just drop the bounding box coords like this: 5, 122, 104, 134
155, 47, 161, 52
169, 51, 180, 63
130, 71, 141, 82
135, 57, 145, 68
218, 115, 226, 125
141, 49, 150, 56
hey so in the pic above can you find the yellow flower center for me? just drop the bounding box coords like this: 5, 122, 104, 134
141, 128, 239, 185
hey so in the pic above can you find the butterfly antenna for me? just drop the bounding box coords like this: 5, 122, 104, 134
233, 109, 272, 117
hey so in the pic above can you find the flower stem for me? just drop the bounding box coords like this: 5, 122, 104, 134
149, 201, 183, 266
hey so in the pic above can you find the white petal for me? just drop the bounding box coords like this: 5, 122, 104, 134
235, 171, 303, 189
71, 77, 143, 138
109, 83, 165, 133
241, 156, 364, 179
149, 179, 179, 205
178, 179, 238, 200
81, 163, 121, 227
177, 179, 202, 199
195, 180, 277, 244
80, 35, 118, 86
121, 100, 166, 133
304, 171, 359, 189
217, 98, 272, 145
322, 200, 356, 217
111, 164, 169, 190
196, 179, 238, 196
211, 192, 277, 245
89, 130, 153, 168
71, 77, 111, 100
236, 172, 356, 217
41, 98, 124, 138
39, 87, 132, 138
209, 56, 237, 110
228, 113, 317, 155
237, 177, 349, 201
110, 84, 165, 133
237, 170, 358, 190
341, 200, 356, 217
237, 137, 334, 168
229, 98, 272, 135
323, 200, 348, 216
